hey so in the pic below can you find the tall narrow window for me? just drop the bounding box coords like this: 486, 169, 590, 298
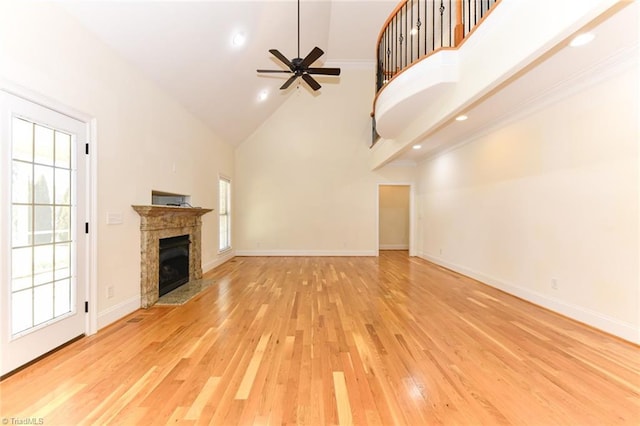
219, 177, 231, 251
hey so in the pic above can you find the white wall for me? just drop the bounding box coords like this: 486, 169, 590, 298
379, 185, 410, 249
416, 64, 639, 342
0, 2, 234, 329
234, 69, 416, 255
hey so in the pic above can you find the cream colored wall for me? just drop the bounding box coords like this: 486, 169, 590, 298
0, 2, 234, 328
416, 64, 639, 342
379, 185, 410, 249
234, 69, 416, 255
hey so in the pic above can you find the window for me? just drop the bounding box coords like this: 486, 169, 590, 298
11, 117, 75, 334
219, 177, 231, 251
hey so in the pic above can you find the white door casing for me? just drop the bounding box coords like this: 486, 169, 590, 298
0, 90, 90, 376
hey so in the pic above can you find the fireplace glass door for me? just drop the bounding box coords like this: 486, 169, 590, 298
159, 235, 190, 296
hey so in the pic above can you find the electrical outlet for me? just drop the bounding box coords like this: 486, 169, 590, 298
439, 248, 442, 255
551, 278, 558, 290
107, 286, 115, 299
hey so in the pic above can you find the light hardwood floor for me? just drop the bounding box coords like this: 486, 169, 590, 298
1, 251, 639, 425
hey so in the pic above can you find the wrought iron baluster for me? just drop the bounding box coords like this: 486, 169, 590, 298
424, 0, 428, 55
431, 0, 434, 52
417, 0, 421, 59
474, 0, 478, 26
374, 0, 499, 94
440, 1, 444, 49
391, 15, 395, 78
410, 0, 414, 64
447, 0, 451, 46
405, 2, 408, 66
388, 17, 391, 81
385, 28, 388, 82
402, 3, 406, 69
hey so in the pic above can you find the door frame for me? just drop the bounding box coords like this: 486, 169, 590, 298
0, 81, 98, 337
376, 182, 416, 257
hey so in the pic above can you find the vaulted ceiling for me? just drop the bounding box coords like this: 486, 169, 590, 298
63, 1, 397, 145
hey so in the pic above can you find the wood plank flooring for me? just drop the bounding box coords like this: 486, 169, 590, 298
1, 251, 639, 424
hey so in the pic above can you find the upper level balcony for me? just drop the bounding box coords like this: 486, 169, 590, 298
371, 0, 636, 169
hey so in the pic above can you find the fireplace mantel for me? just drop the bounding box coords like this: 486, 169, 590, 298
133, 204, 212, 220
132, 205, 213, 307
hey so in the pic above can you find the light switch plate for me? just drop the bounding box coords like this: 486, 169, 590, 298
106, 212, 123, 225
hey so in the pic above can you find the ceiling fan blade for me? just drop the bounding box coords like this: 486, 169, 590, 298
280, 75, 299, 90
257, 69, 293, 74
300, 47, 324, 68
302, 74, 321, 91
307, 67, 341, 76
269, 49, 293, 69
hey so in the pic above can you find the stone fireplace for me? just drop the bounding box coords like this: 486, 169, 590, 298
132, 205, 213, 308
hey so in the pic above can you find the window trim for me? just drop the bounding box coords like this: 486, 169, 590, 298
218, 176, 231, 253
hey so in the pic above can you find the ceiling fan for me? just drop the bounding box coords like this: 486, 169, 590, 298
256, 0, 341, 91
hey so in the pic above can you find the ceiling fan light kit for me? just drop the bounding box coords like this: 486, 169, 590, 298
256, 0, 341, 91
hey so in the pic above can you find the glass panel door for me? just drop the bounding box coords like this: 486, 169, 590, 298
1, 91, 87, 376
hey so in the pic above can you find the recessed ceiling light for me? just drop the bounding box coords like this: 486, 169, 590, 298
258, 90, 268, 102
231, 32, 246, 47
412, 144, 422, 150
569, 32, 595, 47
455, 114, 468, 121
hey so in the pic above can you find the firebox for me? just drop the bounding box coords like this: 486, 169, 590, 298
159, 235, 190, 296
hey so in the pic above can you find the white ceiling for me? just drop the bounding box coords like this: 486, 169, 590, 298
63, 1, 397, 145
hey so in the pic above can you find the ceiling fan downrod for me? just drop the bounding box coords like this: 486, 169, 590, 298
256, 0, 341, 92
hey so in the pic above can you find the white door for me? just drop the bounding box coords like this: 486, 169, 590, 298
0, 91, 88, 376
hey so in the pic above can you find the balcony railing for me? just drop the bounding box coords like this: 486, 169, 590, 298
375, 0, 499, 93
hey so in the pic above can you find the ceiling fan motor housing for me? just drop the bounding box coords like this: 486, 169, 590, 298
291, 58, 304, 69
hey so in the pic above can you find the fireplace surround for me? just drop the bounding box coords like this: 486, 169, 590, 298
132, 205, 213, 308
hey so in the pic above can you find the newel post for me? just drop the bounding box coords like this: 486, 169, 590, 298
454, 0, 464, 46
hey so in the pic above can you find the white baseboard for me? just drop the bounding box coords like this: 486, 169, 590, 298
379, 244, 409, 250
96, 253, 234, 331
235, 250, 377, 257
202, 251, 235, 273
97, 296, 140, 330
419, 252, 639, 344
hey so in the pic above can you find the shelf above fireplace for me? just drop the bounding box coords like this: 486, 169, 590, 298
151, 190, 190, 207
